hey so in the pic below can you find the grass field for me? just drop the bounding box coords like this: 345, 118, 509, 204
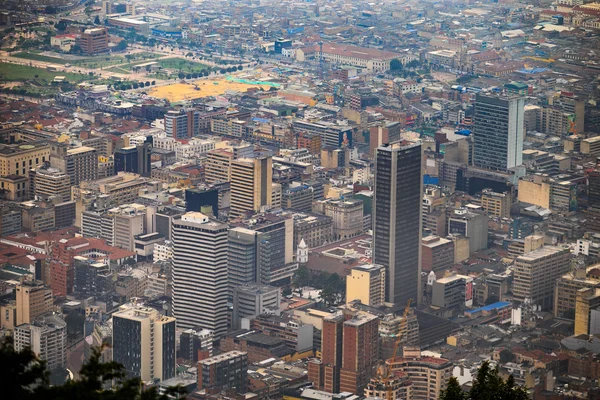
0, 63, 89, 83
12, 52, 67, 64
157, 58, 209, 73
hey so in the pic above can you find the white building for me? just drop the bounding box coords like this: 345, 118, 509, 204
154, 240, 173, 263
175, 138, 218, 162
14, 314, 67, 371
172, 212, 228, 337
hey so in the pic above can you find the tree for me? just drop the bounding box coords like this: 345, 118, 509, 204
1, 337, 49, 399
151, 81, 156, 85
390, 58, 403, 73
144, 81, 150, 87
293, 265, 311, 288
94, 15, 101, 25
177, 72, 185, 79
56, 21, 67, 32
237, 65, 243, 71
466, 361, 529, 400
499, 349, 515, 364
440, 377, 466, 400
115, 40, 127, 52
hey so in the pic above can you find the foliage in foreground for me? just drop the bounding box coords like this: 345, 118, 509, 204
440, 361, 529, 400
0, 337, 186, 400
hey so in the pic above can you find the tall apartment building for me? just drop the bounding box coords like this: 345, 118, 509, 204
228, 214, 294, 290
31, 166, 71, 202
16, 281, 53, 326
309, 311, 379, 395
204, 149, 234, 184
14, 314, 67, 372
50, 145, 98, 186
172, 212, 228, 337
547, 91, 585, 134
232, 284, 281, 329
513, 246, 572, 310
387, 347, 453, 400
345, 264, 386, 307
164, 109, 198, 139
373, 141, 422, 305
230, 156, 273, 218
472, 93, 524, 172
112, 304, 176, 382
77, 27, 109, 54
198, 351, 248, 393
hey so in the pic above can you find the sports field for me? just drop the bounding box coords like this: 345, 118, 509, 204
148, 78, 266, 102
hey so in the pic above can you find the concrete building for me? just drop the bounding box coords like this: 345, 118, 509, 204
112, 304, 176, 382
77, 27, 109, 54
472, 93, 525, 172
0, 140, 50, 182
81, 204, 145, 251
250, 314, 314, 353
0, 207, 22, 236
345, 264, 386, 307
204, 149, 233, 185
513, 246, 572, 310
431, 274, 474, 308
448, 208, 488, 252
164, 109, 198, 139
316, 198, 364, 241
172, 212, 228, 337
180, 328, 215, 362
373, 141, 422, 305
198, 351, 248, 393
481, 189, 511, 219
421, 236, 454, 273
282, 183, 314, 213
50, 145, 98, 186
228, 214, 294, 289
32, 167, 71, 202
369, 121, 401, 156
230, 157, 273, 218
114, 143, 151, 177
296, 42, 402, 73
291, 212, 334, 250
554, 270, 600, 320
575, 288, 600, 336
16, 281, 53, 326
387, 347, 453, 400
232, 284, 281, 329
14, 314, 67, 372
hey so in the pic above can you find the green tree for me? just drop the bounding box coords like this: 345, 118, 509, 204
115, 40, 127, 52
56, 21, 67, 32
390, 58, 403, 73
293, 265, 310, 288
94, 15, 101, 25
467, 361, 529, 400
440, 377, 466, 400
1, 337, 186, 400
237, 65, 243, 71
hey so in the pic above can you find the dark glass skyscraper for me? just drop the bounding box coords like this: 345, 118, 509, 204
373, 141, 422, 305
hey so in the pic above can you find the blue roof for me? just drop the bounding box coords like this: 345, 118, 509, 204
465, 301, 511, 314
455, 129, 471, 136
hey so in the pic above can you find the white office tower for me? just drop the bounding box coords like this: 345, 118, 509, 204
172, 212, 228, 337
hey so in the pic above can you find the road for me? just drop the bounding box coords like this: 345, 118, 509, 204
67, 339, 85, 380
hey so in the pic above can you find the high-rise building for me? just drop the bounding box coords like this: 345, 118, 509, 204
14, 314, 67, 372
112, 304, 176, 382
232, 284, 281, 329
50, 145, 98, 186
480, 189, 511, 218
309, 310, 379, 395
589, 170, 600, 209
346, 264, 386, 307
472, 93, 525, 171
431, 274, 474, 308
339, 312, 380, 394
373, 141, 422, 305
114, 143, 151, 177
513, 246, 572, 310
32, 166, 71, 202
230, 156, 273, 218
204, 149, 234, 185
387, 347, 453, 400
421, 236, 455, 273
228, 213, 294, 291
198, 351, 248, 393
448, 208, 489, 252
172, 212, 228, 337
180, 328, 214, 362
164, 109, 198, 139
16, 281, 53, 326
